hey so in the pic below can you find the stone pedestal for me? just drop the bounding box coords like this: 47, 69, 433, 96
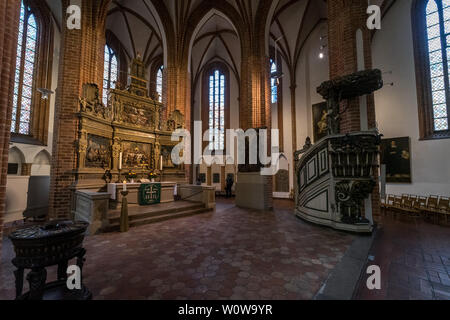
73, 191, 110, 235
235, 172, 273, 211
178, 185, 216, 209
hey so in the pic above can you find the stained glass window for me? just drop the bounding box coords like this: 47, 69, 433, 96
425, 0, 450, 131
156, 66, 163, 102
103, 45, 118, 105
11, 0, 37, 135
208, 69, 225, 151
270, 59, 278, 104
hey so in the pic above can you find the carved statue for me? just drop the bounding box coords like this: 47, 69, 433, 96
167, 110, 185, 131
317, 69, 383, 135
335, 180, 376, 223
79, 83, 111, 120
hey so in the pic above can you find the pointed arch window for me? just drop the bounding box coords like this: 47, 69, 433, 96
208, 69, 226, 151
425, 0, 450, 131
156, 65, 163, 102
11, 1, 38, 135
270, 59, 278, 104
413, 0, 450, 139
103, 45, 118, 105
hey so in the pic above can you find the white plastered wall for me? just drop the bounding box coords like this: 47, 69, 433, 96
372, 0, 450, 196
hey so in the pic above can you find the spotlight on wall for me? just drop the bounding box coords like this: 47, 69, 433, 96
318, 45, 328, 59
37, 88, 54, 100
318, 33, 328, 60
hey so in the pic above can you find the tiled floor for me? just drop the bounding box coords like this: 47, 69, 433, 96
354, 214, 450, 300
0, 199, 353, 300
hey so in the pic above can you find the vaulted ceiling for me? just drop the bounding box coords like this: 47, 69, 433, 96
270, 0, 327, 80
106, 0, 163, 69
44, 0, 395, 79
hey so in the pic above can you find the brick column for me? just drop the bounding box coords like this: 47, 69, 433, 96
239, 54, 272, 131
0, 0, 21, 255
328, 0, 376, 131
237, 48, 274, 210
165, 55, 192, 183
49, 0, 111, 219
21, 163, 32, 176
327, 0, 380, 221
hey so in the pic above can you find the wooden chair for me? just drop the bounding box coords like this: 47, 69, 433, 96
428, 195, 439, 208
423, 195, 440, 224
414, 196, 427, 219
384, 195, 396, 217
392, 196, 404, 218
402, 198, 421, 219
414, 196, 427, 211
437, 197, 449, 225
409, 195, 418, 202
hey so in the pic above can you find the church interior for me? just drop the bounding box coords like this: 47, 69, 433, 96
0, 0, 449, 301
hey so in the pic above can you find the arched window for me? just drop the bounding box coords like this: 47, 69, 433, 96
208, 69, 226, 151
156, 65, 163, 102
270, 59, 278, 104
413, 0, 450, 138
202, 62, 230, 152
425, 0, 449, 131
11, 0, 38, 135
103, 45, 118, 105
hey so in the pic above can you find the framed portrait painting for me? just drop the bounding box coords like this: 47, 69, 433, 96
380, 137, 412, 183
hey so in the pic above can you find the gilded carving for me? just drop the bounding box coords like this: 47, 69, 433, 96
79, 83, 111, 120
85, 134, 111, 168
122, 142, 151, 169
166, 109, 184, 131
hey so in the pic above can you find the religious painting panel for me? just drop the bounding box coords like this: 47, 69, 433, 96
85, 134, 111, 168
121, 102, 155, 128
122, 141, 152, 169
161, 145, 175, 168
380, 137, 412, 183
312, 102, 328, 143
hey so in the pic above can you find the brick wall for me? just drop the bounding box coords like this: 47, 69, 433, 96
48, 0, 111, 219
327, 0, 380, 221
0, 0, 21, 257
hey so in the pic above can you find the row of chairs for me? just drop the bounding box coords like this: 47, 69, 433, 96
381, 194, 450, 225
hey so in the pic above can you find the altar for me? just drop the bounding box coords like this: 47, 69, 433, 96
71, 56, 188, 231
107, 182, 177, 209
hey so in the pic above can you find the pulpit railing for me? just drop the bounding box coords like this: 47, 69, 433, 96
294, 131, 381, 233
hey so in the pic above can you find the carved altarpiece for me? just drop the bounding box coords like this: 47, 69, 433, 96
75, 57, 185, 189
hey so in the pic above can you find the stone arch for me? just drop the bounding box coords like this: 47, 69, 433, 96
186, 7, 243, 73
274, 153, 290, 193
8, 147, 26, 175
258, 0, 282, 56
33, 149, 51, 164
32, 149, 51, 176
148, 0, 175, 67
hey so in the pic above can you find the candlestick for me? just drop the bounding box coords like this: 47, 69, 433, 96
119, 152, 122, 170
120, 190, 129, 233
123, 180, 127, 192
160, 155, 163, 171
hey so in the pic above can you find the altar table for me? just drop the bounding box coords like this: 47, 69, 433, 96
107, 182, 177, 208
